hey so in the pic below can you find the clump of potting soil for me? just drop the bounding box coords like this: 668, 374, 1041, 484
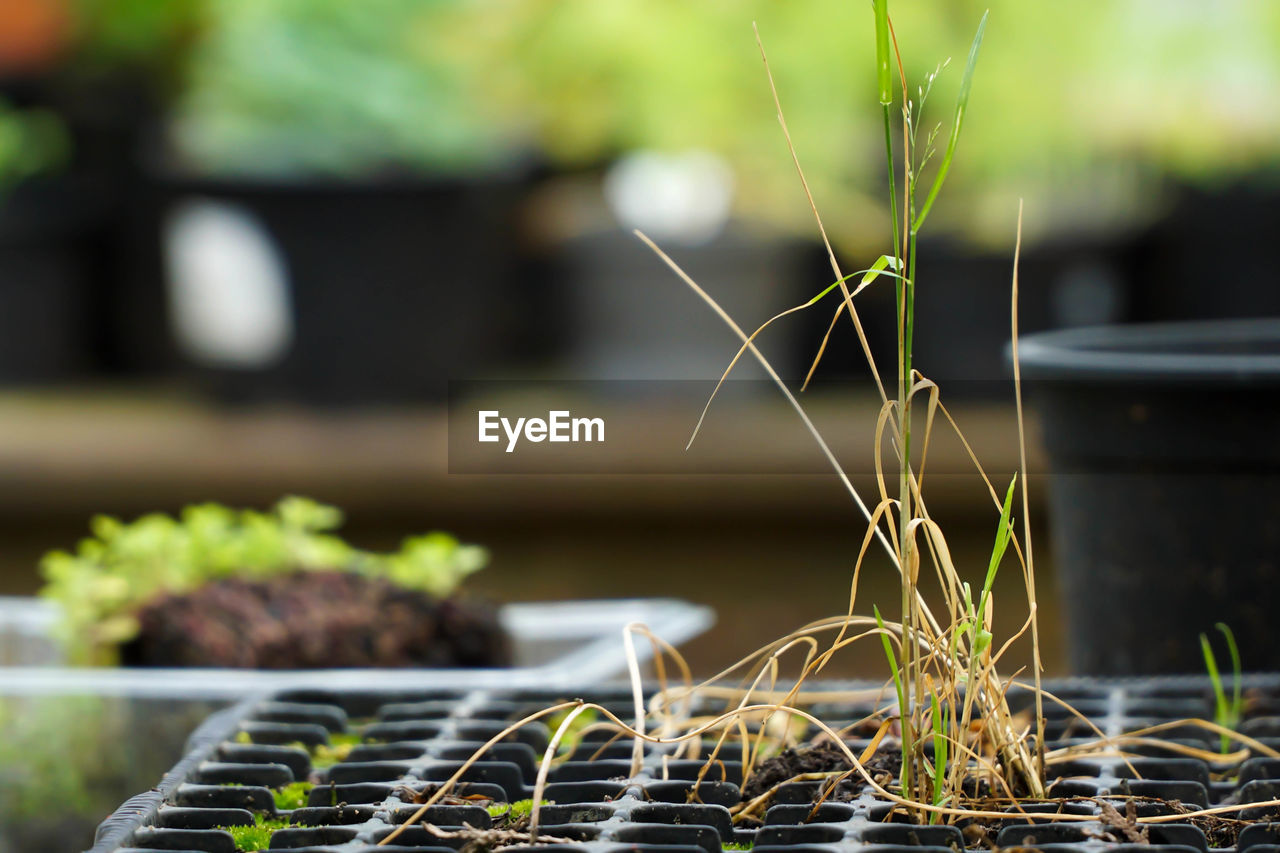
740, 740, 900, 803
740, 742, 855, 801
120, 571, 509, 668
40, 497, 502, 666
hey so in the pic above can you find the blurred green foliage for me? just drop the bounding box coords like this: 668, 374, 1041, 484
39, 497, 489, 665
0, 695, 226, 853
171, 0, 524, 177
450, 0, 1280, 246
0, 696, 125, 819
0, 99, 70, 193
70, 0, 204, 90
59, 1, 1280, 242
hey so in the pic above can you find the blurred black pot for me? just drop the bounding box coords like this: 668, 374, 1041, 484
560, 226, 810, 385
148, 169, 528, 405
1015, 319, 1280, 674
1129, 180, 1280, 324
0, 176, 106, 383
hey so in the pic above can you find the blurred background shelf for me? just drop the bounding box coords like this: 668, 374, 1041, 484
0, 387, 1058, 679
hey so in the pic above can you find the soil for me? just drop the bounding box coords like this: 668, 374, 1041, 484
741, 742, 900, 802
119, 571, 511, 668
741, 741, 1249, 851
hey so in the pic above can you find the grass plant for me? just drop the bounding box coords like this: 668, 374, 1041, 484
377, 3, 1280, 847
1201, 623, 1243, 754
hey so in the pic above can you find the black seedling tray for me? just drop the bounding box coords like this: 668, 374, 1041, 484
89, 676, 1280, 853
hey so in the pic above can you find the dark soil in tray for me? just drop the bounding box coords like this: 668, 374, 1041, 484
741, 742, 901, 803
92, 677, 1280, 853
120, 571, 510, 668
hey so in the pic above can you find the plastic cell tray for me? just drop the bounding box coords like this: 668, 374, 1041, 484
88, 676, 1280, 853
0, 596, 712, 853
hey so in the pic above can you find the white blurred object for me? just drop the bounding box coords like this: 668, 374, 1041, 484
603, 150, 734, 246
164, 199, 294, 368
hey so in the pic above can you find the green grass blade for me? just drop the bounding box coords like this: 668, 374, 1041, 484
913, 9, 988, 232
874, 605, 905, 709
1216, 622, 1242, 725
974, 474, 1016, 632
805, 258, 904, 307
874, 605, 908, 793
874, 0, 892, 105
1200, 632, 1230, 753
984, 475, 1017, 593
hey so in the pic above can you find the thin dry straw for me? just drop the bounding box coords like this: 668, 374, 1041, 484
752, 22, 889, 409
1010, 198, 1047, 774
634, 230, 901, 575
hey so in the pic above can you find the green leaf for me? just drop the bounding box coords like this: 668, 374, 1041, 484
975, 474, 1016, 630
912, 9, 987, 232
930, 691, 947, 815
862, 254, 901, 288
804, 257, 904, 307
1200, 631, 1230, 753
1216, 622, 1242, 724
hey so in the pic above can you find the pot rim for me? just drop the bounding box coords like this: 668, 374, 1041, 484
1010, 317, 1280, 384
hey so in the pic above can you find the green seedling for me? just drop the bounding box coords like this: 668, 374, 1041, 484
272, 781, 313, 811
486, 798, 551, 827
217, 814, 289, 852
307, 733, 362, 768
546, 706, 599, 757
1200, 622, 1243, 754
723, 843, 754, 851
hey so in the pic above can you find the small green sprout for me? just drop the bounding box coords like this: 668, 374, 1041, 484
546, 706, 599, 757
486, 799, 551, 826
217, 814, 289, 852
1200, 622, 1243, 754
272, 781, 313, 811
723, 843, 754, 852
304, 733, 361, 769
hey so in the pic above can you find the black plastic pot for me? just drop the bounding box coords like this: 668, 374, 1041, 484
1016, 319, 1280, 674
0, 177, 106, 383
561, 227, 811, 383
146, 169, 527, 405
88, 676, 1280, 853
1128, 180, 1280, 325
0, 70, 166, 380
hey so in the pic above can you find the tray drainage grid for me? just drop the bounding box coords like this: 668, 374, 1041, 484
90, 678, 1280, 853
